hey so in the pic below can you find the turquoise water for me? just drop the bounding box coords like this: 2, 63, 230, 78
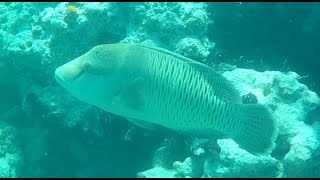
0, 2, 319, 178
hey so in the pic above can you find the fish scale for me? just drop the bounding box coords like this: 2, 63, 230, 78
145, 51, 222, 133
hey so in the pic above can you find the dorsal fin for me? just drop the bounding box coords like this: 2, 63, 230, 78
132, 43, 242, 104
133, 43, 203, 65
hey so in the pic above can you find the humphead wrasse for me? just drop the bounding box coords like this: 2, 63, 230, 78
55, 43, 278, 155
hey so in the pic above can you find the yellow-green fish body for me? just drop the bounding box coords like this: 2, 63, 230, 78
55, 43, 278, 155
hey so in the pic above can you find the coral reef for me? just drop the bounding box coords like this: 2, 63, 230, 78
139, 68, 320, 178
121, 2, 215, 62
0, 122, 22, 178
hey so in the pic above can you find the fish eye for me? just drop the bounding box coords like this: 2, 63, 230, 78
95, 51, 100, 55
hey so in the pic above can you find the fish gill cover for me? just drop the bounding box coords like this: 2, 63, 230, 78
0, 2, 319, 178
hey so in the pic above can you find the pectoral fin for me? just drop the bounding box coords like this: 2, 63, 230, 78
120, 77, 146, 110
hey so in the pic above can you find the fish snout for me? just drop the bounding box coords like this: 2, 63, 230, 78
55, 57, 87, 83
55, 67, 67, 84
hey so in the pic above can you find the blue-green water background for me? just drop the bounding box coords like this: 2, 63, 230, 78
0, 2, 319, 178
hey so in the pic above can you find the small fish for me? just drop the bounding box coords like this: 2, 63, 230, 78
55, 43, 278, 155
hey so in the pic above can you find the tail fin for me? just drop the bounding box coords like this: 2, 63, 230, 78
233, 103, 278, 156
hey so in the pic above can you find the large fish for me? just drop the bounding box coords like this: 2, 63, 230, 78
55, 43, 278, 155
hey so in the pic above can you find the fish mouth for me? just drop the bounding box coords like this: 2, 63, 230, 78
55, 58, 87, 84
55, 67, 68, 86
55, 68, 74, 93
55, 73, 64, 85
54, 71, 66, 85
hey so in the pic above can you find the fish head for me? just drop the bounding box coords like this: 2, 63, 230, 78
54, 44, 127, 109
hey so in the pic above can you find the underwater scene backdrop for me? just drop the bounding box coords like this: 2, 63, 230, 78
0, 2, 319, 178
